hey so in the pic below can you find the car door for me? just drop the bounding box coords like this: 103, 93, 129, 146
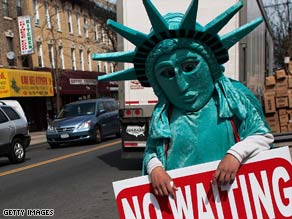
97, 101, 111, 135
0, 108, 15, 150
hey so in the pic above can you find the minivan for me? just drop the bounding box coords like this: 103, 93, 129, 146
46, 98, 120, 148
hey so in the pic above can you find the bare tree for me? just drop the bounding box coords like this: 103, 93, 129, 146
263, 0, 292, 68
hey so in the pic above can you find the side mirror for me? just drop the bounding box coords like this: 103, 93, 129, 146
98, 109, 106, 115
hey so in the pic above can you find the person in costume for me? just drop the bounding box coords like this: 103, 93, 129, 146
93, 0, 274, 199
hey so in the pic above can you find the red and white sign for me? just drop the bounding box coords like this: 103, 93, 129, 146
113, 147, 292, 219
18, 16, 34, 55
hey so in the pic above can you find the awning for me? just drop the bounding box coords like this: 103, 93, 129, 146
0, 68, 53, 98
58, 70, 110, 95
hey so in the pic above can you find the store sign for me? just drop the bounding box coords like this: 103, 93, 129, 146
18, 16, 34, 55
69, 78, 97, 85
113, 147, 292, 219
0, 69, 53, 98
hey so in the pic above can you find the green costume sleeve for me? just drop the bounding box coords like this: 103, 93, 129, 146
231, 79, 272, 141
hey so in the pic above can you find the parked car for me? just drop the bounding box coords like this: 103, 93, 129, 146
0, 100, 30, 163
46, 98, 121, 148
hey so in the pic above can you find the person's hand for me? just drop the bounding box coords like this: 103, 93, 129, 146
212, 154, 240, 186
150, 166, 178, 199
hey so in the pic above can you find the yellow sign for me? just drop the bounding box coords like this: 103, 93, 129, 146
0, 69, 53, 98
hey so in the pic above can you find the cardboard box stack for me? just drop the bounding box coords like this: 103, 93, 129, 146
264, 65, 292, 133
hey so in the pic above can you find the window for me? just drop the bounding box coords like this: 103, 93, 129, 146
97, 61, 101, 72
84, 16, 88, 38
45, 1, 51, 28
0, 109, 8, 123
59, 46, 65, 69
2, 0, 8, 17
110, 63, 114, 73
37, 42, 44, 67
79, 49, 84, 71
104, 64, 108, 73
48, 44, 55, 68
55, 6, 61, 31
87, 51, 92, 71
16, 0, 22, 16
6, 37, 13, 51
2, 107, 20, 120
94, 22, 98, 41
76, 14, 81, 36
101, 28, 105, 43
33, 0, 40, 25
71, 48, 76, 70
67, 11, 73, 34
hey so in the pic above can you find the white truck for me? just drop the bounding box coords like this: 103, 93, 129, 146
116, 0, 274, 158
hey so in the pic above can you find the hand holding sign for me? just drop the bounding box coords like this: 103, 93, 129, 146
212, 153, 241, 186
113, 147, 292, 219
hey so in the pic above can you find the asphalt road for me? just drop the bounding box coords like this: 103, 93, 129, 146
0, 137, 142, 219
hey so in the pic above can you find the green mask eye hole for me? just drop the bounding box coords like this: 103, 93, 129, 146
181, 61, 198, 73
161, 67, 175, 78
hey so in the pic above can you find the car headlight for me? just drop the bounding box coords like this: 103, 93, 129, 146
47, 124, 56, 132
76, 120, 92, 130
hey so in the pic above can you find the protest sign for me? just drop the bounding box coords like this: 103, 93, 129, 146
113, 147, 292, 219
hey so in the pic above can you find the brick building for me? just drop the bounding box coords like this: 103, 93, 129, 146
0, 0, 116, 131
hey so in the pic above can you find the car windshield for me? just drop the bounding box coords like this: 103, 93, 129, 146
57, 102, 96, 118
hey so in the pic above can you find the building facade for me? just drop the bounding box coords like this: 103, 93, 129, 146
0, 0, 116, 131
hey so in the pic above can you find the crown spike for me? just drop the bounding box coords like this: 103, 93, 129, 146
204, 1, 243, 34
180, 0, 199, 30
221, 17, 263, 49
143, 0, 169, 34
107, 19, 148, 46
98, 68, 137, 81
92, 51, 135, 63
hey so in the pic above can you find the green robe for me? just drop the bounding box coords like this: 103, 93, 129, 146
142, 79, 271, 174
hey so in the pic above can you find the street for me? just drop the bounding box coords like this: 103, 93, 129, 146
0, 136, 142, 219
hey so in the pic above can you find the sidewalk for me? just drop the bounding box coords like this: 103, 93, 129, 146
30, 131, 47, 146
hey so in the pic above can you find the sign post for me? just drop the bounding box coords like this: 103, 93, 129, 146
113, 147, 292, 219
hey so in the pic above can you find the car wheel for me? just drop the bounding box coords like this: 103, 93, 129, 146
8, 138, 25, 163
95, 127, 102, 143
49, 143, 59, 149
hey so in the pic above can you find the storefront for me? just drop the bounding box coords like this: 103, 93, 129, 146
0, 68, 53, 131
58, 70, 111, 105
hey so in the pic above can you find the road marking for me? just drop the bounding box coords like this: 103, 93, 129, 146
0, 140, 120, 177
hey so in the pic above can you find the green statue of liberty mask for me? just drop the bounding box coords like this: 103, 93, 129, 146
92, 0, 264, 134
146, 38, 216, 112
